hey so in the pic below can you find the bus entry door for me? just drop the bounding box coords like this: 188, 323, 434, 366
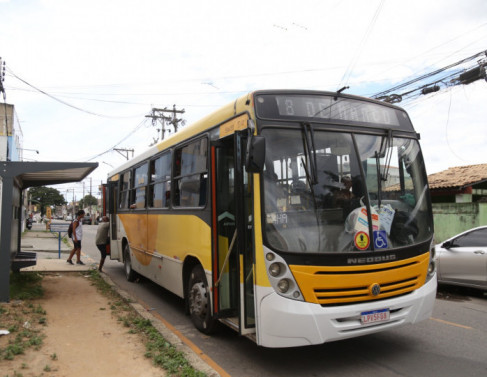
106, 180, 120, 260
211, 133, 255, 335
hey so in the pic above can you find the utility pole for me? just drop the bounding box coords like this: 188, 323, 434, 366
72, 189, 75, 219
0, 57, 9, 161
89, 177, 93, 221
145, 105, 185, 144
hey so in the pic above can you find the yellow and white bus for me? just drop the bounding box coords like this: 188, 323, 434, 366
105, 90, 436, 348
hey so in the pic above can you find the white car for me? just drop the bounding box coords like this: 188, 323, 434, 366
435, 226, 487, 290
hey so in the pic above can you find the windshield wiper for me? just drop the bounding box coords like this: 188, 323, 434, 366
301, 122, 318, 185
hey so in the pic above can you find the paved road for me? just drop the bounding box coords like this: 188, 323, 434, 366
80, 224, 487, 377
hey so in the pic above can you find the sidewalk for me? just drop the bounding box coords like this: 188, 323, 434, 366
19, 222, 220, 377
21, 222, 95, 272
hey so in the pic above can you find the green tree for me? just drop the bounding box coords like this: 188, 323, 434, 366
29, 186, 67, 216
79, 194, 98, 209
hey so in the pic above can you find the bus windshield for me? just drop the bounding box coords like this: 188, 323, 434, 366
262, 127, 433, 253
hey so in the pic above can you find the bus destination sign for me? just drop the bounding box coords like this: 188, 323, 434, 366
256, 94, 405, 128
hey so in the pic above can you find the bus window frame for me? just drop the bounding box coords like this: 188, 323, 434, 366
172, 135, 209, 209
148, 150, 173, 209
119, 170, 132, 210
133, 162, 149, 209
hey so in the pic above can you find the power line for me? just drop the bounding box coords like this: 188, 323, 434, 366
372, 50, 487, 103
6, 66, 146, 119
338, 0, 385, 88
82, 118, 147, 162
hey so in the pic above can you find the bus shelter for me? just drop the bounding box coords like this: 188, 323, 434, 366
0, 161, 98, 302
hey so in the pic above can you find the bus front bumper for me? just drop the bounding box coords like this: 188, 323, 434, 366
257, 275, 437, 348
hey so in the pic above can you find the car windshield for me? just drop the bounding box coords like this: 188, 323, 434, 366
262, 127, 433, 253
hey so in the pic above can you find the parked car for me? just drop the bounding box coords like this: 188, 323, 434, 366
82, 215, 92, 225
435, 226, 487, 290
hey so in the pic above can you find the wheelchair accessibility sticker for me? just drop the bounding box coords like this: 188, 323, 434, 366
373, 230, 388, 250
354, 231, 370, 250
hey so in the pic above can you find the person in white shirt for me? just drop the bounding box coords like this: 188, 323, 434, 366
67, 210, 85, 265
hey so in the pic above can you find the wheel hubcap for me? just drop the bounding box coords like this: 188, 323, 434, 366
190, 282, 207, 317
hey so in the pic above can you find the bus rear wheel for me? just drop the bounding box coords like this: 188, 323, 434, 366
187, 265, 217, 334
123, 244, 137, 282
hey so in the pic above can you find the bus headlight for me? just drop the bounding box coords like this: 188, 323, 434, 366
269, 262, 282, 277
277, 279, 290, 293
426, 240, 437, 282
264, 248, 304, 301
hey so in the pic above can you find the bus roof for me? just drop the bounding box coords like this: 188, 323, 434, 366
107, 89, 409, 178
108, 91, 253, 178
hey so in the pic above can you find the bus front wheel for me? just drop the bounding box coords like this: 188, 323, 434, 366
187, 265, 217, 334
123, 244, 137, 282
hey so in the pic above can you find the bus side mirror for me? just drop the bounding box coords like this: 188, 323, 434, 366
245, 135, 265, 173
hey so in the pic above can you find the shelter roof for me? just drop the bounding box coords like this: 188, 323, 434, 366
1, 161, 98, 189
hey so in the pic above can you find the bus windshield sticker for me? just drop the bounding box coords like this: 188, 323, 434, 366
354, 231, 370, 250
373, 230, 388, 250
377, 204, 395, 235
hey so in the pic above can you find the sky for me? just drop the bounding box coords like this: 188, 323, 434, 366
1, 0, 487, 201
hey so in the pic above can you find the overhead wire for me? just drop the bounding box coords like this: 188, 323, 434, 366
371, 50, 486, 100
81, 118, 149, 162
338, 0, 385, 89
366, 21, 487, 86
6, 66, 146, 119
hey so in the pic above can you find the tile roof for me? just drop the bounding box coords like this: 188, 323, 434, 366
428, 164, 487, 190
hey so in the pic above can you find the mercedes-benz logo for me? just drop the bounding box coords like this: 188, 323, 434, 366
370, 283, 381, 296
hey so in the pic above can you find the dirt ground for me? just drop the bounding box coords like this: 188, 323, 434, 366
0, 273, 165, 377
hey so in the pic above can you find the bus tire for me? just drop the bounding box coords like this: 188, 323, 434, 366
123, 243, 137, 282
187, 265, 217, 334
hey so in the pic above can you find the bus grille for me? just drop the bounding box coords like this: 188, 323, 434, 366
289, 253, 430, 305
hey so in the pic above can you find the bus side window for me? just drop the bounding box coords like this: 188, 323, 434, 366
173, 138, 208, 208
119, 171, 131, 209
134, 163, 148, 209
149, 152, 171, 208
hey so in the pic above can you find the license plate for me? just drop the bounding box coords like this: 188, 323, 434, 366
361, 309, 390, 325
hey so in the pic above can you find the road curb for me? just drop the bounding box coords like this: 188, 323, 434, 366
98, 272, 222, 377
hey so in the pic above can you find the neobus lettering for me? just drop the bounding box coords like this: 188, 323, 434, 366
347, 254, 397, 264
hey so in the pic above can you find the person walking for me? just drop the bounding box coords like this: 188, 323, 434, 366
67, 210, 85, 265
95, 216, 110, 272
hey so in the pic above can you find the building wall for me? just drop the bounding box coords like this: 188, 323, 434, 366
0, 103, 23, 161
432, 202, 487, 243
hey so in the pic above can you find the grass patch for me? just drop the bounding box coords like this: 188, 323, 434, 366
0, 273, 46, 361
61, 235, 71, 248
9, 272, 44, 300
87, 270, 206, 377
